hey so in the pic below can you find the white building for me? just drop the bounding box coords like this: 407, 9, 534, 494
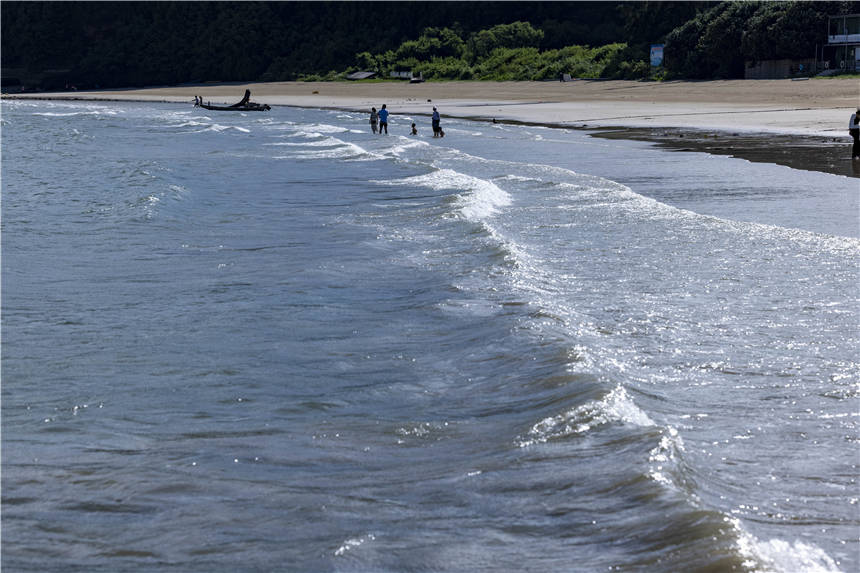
825, 14, 860, 72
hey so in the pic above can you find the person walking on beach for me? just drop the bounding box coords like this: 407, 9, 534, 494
378, 104, 389, 135
370, 107, 378, 134
850, 108, 860, 160
431, 106, 441, 137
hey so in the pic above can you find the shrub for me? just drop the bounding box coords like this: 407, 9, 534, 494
420, 56, 474, 80
467, 21, 544, 62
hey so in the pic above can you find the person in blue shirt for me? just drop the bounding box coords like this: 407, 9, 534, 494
378, 104, 389, 135
431, 107, 440, 137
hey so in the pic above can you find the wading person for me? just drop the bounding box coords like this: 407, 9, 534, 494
378, 104, 389, 135
370, 107, 378, 134
850, 108, 860, 160
431, 106, 440, 137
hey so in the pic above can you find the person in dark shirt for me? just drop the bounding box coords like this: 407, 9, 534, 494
850, 109, 860, 160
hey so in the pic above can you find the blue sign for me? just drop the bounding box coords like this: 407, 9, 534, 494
650, 44, 664, 67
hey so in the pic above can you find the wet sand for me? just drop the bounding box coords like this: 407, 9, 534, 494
7, 79, 860, 177
592, 128, 860, 179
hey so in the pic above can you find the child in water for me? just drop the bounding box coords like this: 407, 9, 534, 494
411, 123, 418, 135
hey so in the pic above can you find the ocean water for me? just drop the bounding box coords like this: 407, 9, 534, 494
2, 99, 858, 572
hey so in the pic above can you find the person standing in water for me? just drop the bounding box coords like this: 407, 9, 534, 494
378, 104, 389, 135
850, 108, 860, 160
370, 107, 378, 134
431, 106, 440, 137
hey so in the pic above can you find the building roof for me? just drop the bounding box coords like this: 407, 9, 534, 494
347, 71, 377, 80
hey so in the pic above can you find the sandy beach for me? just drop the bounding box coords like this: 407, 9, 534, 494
7, 79, 860, 176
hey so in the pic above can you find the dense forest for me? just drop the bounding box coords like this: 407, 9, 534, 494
1, 1, 857, 89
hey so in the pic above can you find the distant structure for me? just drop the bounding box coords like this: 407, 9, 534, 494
347, 71, 377, 81
746, 13, 859, 78
744, 59, 817, 79
389, 70, 424, 83
824, 13, 860, 73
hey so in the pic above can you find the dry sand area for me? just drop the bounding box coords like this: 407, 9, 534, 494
9, 78, 860, 176
25, 78, 859, 135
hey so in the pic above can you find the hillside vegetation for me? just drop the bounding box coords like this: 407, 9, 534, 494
1, 1, 856, 89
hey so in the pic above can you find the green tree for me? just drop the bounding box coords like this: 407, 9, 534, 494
467, 21, 544, 62
663, 10, 710, 78
697, 1, 761, 78
741, 1, 832, 61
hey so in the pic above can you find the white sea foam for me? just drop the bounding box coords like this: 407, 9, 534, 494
268, 135, 375, 161
33, 110, 117, 117
291, 141, 372, 160
168, 121, 210, 129
648, 426, 687, 489
266, 136, 344, 148
303, 123, 350, 134
374, 168, 512, 220
201, 124, 250, 133
547, 169, 860, 251
287, 130, 328, 139
334, 533, 376, 557
731, 518, 842, 573
519, 385, 654, 447
498, 174, 542, 183
388, 139, 430, 155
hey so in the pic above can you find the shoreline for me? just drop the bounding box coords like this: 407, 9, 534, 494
6, 79, 859, 177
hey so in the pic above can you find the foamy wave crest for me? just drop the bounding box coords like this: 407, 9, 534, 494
374, 169, 512, 220
519, 385, 654, 447
293, 144, 367, 159
31, 101, 120, 115
453, 174, 511, 220
275, 138, 374, 161
731, 518, 842, 573
167, 120, 211, 129
388, 139, 430, 155
285, 130, 329, 139
303, 123, 349, 134
548, 170, 860, 249
498, 174, 542, 183
648, 426, 690, 491
266, 137, 344, 148
33, 111, 108, 117
203, 124, 251, 133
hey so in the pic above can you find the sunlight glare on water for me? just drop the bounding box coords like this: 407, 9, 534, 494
2, 99, 857, 572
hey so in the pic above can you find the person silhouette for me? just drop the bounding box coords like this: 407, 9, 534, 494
378, 104, 389, 135
850, 108, 860, 160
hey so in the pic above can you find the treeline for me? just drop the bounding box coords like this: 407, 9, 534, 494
347, 1, 858, 81
0, 1, 856, 90
346, 23, 644, 81
664, 0, 857, 78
